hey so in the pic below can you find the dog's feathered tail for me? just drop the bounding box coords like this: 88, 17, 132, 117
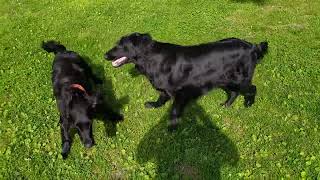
254, 41, 268, 63
42, 40, 67, 54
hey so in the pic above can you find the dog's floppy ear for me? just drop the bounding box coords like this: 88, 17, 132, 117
130, 33, 152, 46
141, 33, 152, 44
141, 33, 151, 40
86, 91, 103, 109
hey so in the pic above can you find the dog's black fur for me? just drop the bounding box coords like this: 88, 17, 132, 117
105, 33, 268, 131
42, 40, 122, 159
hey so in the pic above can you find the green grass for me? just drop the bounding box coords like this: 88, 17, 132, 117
1, 0, 320, 179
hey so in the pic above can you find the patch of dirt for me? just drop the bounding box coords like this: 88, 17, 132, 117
176, 163, 200, 179
223, 118, 245, 138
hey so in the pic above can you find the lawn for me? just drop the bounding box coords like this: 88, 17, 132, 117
0, 0, 320, 179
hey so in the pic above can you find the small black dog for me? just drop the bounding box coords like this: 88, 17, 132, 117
105, 33, 268, 131
42, 40, 122, 158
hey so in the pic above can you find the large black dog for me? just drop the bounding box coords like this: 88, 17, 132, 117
105, 33, 268, 131
42, 41, 122, 158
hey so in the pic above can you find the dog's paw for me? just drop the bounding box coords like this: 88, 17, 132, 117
244, 97, 255, 107
144, 102, 157, 108
61, 142, 71, 159
220, 102, 230, 108
244, 102, 253, 107
244, 100, 254, 107
61, 152, 68, 159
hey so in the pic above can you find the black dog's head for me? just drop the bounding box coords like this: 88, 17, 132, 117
63, 88, 102, 148
104, 33, 153, 67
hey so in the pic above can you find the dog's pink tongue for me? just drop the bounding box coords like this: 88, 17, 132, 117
112, 57, 128, 67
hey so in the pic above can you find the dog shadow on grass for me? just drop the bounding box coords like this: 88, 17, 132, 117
136, 102, 239, 179
84, 56, 129, 138
129, 66, 142, 77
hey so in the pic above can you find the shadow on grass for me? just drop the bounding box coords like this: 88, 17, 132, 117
136, 102, 239, 179
84, 56, 129, 138
129, 66, 142, 78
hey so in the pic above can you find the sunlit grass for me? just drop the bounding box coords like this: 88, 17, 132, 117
0, 0, 319, 178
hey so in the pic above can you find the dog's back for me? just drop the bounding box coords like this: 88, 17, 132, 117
42, 41, 92, 95
149, 38, 268, 92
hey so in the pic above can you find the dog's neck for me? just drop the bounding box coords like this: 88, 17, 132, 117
133, 41, 164, 76
133, 43, 154, 67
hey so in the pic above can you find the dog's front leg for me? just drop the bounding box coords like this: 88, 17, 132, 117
145, 91, 171, 108
60, 116, 72, 159
221, 90, 239, 107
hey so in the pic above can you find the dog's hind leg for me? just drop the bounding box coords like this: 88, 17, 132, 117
60, 116, 72, 159
145, 91, 171, 108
